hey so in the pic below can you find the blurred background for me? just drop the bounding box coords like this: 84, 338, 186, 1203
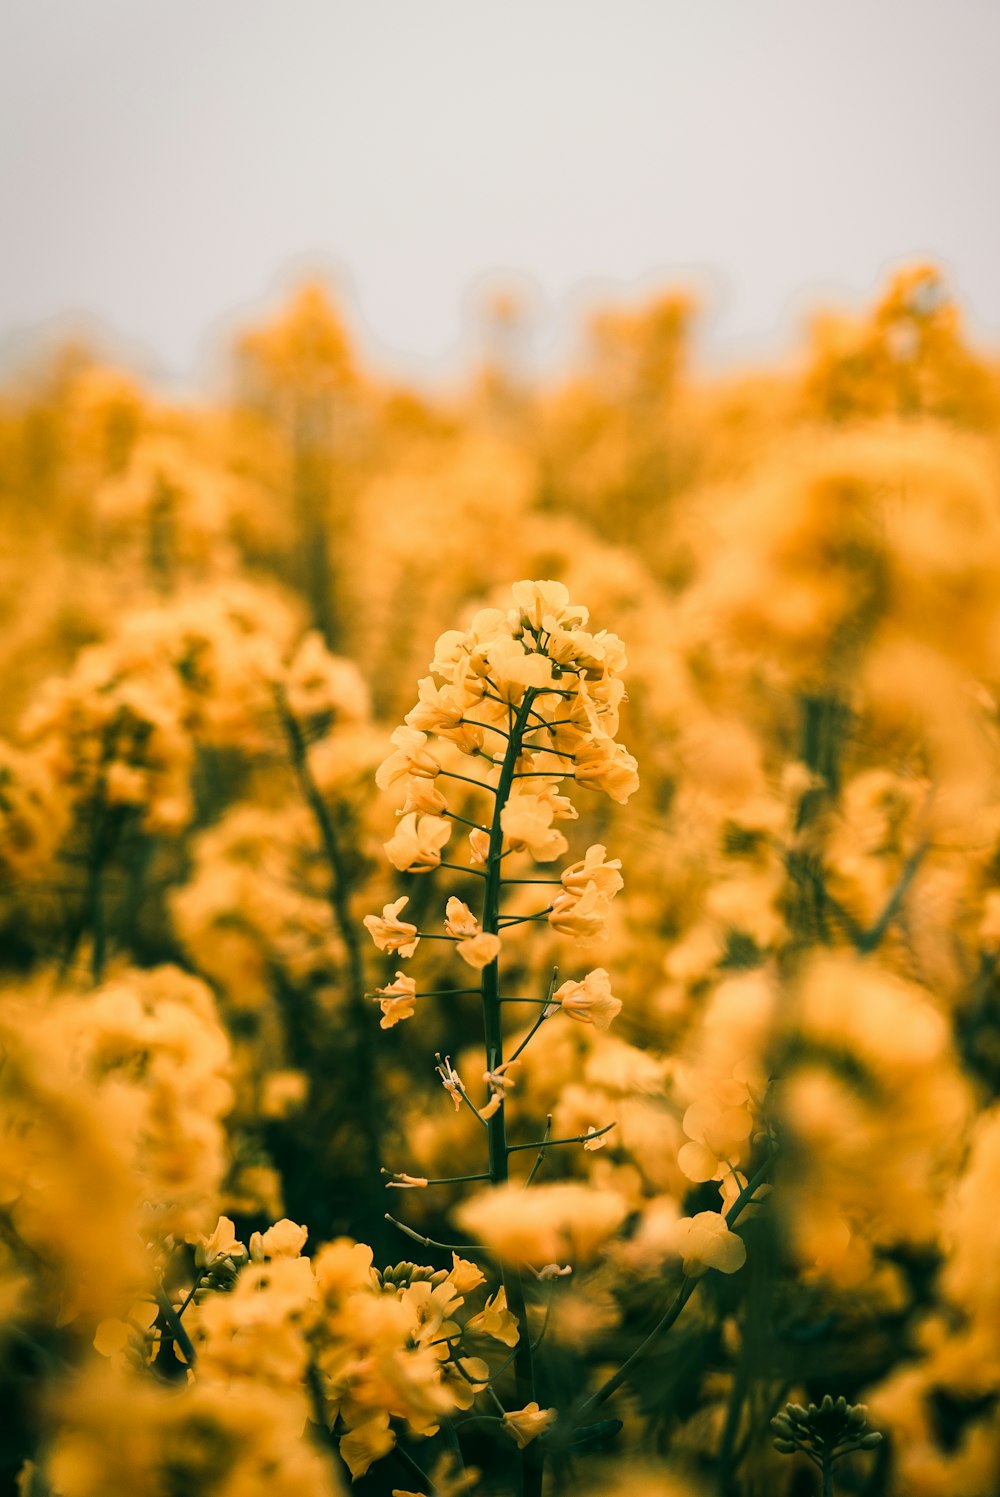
3, 0, 999, 389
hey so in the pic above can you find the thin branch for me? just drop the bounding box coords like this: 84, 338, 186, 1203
393, 1443, 441, 1497
508, 1121, 616, 1153
445, 811, 491, 833
154, 1284, 197, 1368
438, 769, 497, 794
459, 718, 510, 740
507, 1011, 551, 1066
857, 840, 928, 953
524, 1116, 552, 1187
382, 1167, 491, 1187
384, 1214, 489, 1255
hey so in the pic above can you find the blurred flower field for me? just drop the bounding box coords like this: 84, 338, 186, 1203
3, 267, 1000, 1496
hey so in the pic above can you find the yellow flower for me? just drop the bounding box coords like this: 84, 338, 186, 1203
554, 969, 622, 1030
465, 1286, 519, 1346
448, 1254, 486, 1295
455, 1182, 627, 1265
249, 1218, 308, 1260
456, 932, 501, 970
375, 725, 441, 788
363, 896, 420, 957
548, 881, 615, 941
340, 1412, 395, 1479
398, 775, 448, 815
468, 828, 491, 864
195, 1215, 247, 1268
373, 973, 418, 1029
510, 579, 588, 633
560, 844, 624, 899
439, 1355, 490, 1410
573, 734, 640, 804
484, 636, 558, 696
443, 897, 479, 938
444, 898, 501, 968
406, 677, 485, 753
500, 791, 569, 862
383, 812, 452, 873
502, 1401, 556, 1448
670, 1212, 747, 1277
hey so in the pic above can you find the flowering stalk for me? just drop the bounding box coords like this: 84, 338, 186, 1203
364, 580, 637, 1492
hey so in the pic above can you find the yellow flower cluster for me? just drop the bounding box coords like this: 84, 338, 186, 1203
0, 965, 232, 1324
365, 578, 634, 992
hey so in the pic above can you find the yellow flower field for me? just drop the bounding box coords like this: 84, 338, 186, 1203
2, 266, 1000, 1496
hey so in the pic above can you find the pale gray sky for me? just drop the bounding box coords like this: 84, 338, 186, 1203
2, 0, 999, 387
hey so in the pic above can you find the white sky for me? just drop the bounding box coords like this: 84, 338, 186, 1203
2, 0, 999, 388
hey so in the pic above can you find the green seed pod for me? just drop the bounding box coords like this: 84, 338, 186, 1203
773, 1439, 798, 1455
860, 1432, 883, 1449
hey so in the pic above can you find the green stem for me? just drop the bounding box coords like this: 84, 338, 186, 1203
574, 1151, 775, 1422
506, 1006, 550, 1065
480, 688, 539, 1175
384, 1213, 489, 1255
393, 1442, 441, 1496
524, 1116, 552, 1188
154, 1284, 197, 1368
508, 1122, 615, 1153
822, 1452, 835, 1497
480, 687, 543, 1497
438, 769, 497, 794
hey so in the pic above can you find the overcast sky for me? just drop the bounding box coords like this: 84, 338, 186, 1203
3, 0, 999, 388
